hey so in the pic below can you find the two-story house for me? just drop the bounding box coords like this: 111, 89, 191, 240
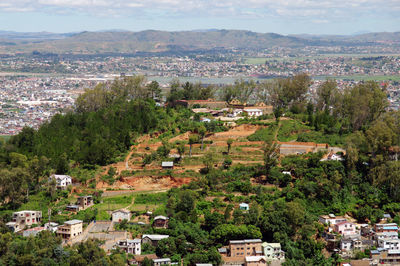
319, 214, 347, 225
6, 210, 42, 232
66, 195, 94, 212
375, 223, 399, 233
117, 239, 141, 254
334, 221, 358, 237
229, 239, 263, 258
262, 242, 285, 261
56, 219, 83, 240
48, 174, 72, 190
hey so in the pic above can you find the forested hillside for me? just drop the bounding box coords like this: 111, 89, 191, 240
0, 75, 399, 265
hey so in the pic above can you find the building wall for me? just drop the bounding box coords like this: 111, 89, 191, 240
229, 242, 262, 258
112, 212, 131, 222
246, 260, 266, 266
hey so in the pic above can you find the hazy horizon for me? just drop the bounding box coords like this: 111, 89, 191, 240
0, 0, 398, 35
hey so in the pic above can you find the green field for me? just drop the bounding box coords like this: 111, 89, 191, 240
0, 135, 11, 142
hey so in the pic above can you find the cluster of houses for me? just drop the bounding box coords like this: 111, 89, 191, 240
5, 175, 93, 241
320, 214, 400, 264
218, 239, 285, 266
5, 209, 84, 241
173, 99, 273, 119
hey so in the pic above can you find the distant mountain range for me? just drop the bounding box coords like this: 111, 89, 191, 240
0, 29, 399, 54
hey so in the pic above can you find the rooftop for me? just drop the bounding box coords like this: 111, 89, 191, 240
245, 256, 266, 262
161, 161, 174, 167
153, 258, 171, 263
64, 219, 83, 225
154, 215, 169, 220
230, 239, 262, 244
142, 234, 169, 241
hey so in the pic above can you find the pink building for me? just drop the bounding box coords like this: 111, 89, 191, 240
334, 221, 357, 236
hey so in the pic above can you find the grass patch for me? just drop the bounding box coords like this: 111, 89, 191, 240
297, 131, 349, 147
134, 193, 168, 205
129, 204, 158, 212
69, 166, 102, 183
248, 125, 277, 141
0, 135, 11, 142
277, 120, 310, 142
103, 194, 133, 204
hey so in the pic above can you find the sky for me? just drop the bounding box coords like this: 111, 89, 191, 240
0, 0, 399, 35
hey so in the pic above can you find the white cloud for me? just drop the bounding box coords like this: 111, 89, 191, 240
1, 0, 399, 24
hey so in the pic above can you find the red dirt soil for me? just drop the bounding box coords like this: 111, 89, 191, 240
96, 176, 192, 191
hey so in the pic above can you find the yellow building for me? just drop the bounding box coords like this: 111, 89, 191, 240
56, 219, 83, 240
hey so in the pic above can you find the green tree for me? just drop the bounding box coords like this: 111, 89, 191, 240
147, 81, 162, 99
177, 143, 186, 160
227, 138, 234, 154
198, 125, 207, 151
188, 134, 197, 157
262, 140, 280, 175
202, 151, 216, 173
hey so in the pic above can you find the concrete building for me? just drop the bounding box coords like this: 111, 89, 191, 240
161, 161, 174, 169
56, 219, 83, 240
153, 258, 171, 266
378, 239, 400, 250
319, 214, 347, 225
6, 210, 42, 232
333, 221, 358, 237
245, 256, 267, 266
117, 239, 141, 255
23, 227, 46, 237
243, 108, 263, 117
239, 203, 250, 211
48, 174, 72, 189
76, 195, 94, 210
142, 234, 169, 246
375, 223, 399, 233
66, 195, 94, 212
262, 243, 285, 260
112, 209, 131, 223
44, 222, 59, 232
229, 239, 263, 258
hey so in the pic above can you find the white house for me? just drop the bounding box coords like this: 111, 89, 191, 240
321, 152, 344, 162
44, 222, 59, 232
232, 109, 243, 117
6, 210, 42, 232
161, 161, 174, 169
243, 108, 263, 117
262, 242, 285, 260
49, 174, 72, 189
318, 214, 347, 225
239, 203, 250, 211
117, 239, 141, 254
378, 239, 400, 250
153, 258, 171, 266
112, 209, 131, 223
340, 239, 352, 251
